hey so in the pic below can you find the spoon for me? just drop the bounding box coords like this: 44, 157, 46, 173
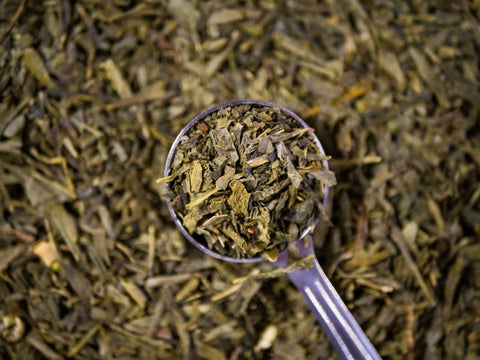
163, 100, 381, 360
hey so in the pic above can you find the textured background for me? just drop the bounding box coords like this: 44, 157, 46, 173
1, 1, 479, 359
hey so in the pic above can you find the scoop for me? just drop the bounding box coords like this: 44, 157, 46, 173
163, 100, 381, 360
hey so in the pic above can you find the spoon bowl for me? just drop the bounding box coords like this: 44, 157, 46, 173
164, 100, 328, 263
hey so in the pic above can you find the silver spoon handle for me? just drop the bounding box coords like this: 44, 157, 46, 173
285, 237, 381, 360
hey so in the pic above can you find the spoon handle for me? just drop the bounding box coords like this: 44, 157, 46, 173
285, 237, 382, 360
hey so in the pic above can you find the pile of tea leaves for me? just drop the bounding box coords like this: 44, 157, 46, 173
1, 0, 479, 359
162, 103, 333, 260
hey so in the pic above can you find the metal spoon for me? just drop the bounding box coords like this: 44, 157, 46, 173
163, 100, 381, 360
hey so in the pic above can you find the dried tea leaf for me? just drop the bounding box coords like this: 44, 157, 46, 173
100, 59, 133, 99
186, 188, 220, 209
378, 50, 406, 90
48, 204, 81, 261
215, 166, 235, 190
310, 169, 337, 187
189, 160, 203, 193
208, 9, 244, 26
276, 142, 303, 188
67, 324, 101, 357
222, 224, 249, 254
195, 340, 227, 360
3, 115, 25, 138
22, 47, 54, 88
120, 278, 148, 308
25, 332, 63, 360
58, 260, 92, 297
408, 47, 450, 108
0, 244, 25, 272
227, 181, 250, 217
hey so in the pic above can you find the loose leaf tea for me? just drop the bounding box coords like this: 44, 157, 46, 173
161, 104, 335, 260
1, 0, 480, 358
